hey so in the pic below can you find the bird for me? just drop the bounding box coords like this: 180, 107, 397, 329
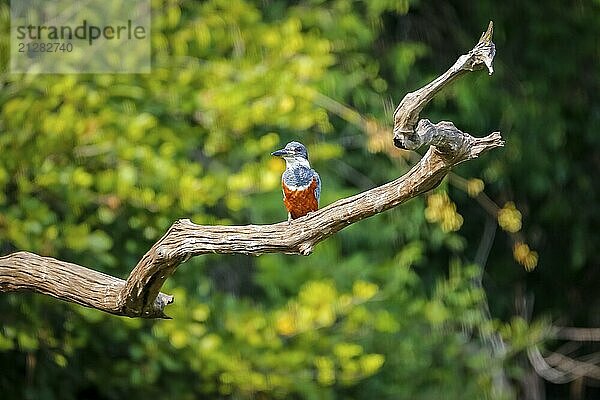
271, 141, 321, 222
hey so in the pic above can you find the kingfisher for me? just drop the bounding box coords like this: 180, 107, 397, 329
271, 141, 321, 222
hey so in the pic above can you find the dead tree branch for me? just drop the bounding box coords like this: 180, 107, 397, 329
528, 345, 600, 384
0, 22, 501, 319
393, 21, 495, 150
551, 327, 600, 342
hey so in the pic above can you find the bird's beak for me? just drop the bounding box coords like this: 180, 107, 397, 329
271, 149, 289, 157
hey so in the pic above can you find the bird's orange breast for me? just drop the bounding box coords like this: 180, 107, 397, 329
282, 177, 319, 219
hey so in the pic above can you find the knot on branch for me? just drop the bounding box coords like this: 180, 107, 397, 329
415, 119, 504, 163
299, 242, 314, 256
418, 119, 465, 156
155, 245, 170, 261
152, 293, 174, 319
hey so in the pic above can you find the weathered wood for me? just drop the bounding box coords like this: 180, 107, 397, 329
393, 21, 495, 150
0, 23, 501, 319
0, 252, 173, 318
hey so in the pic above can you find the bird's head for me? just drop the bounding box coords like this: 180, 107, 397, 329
271, 141, 310, 168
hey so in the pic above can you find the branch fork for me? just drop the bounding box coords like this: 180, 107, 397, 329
393, 21, 496, 150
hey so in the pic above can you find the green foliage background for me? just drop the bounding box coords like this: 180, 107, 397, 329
1, 0, 598, 399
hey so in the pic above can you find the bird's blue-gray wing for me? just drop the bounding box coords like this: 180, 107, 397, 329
313, 170, 321, 204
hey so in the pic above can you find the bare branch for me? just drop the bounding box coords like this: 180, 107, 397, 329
545, 351, 600, 380
528, 345, 600, 383
393, 21, 495, 150
528, 346, 575, 384
551, 327, 600, 342
0, 23, 502, 319
0, 252, 173, 318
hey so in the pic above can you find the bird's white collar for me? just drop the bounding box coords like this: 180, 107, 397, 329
283, 156, 311, 169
